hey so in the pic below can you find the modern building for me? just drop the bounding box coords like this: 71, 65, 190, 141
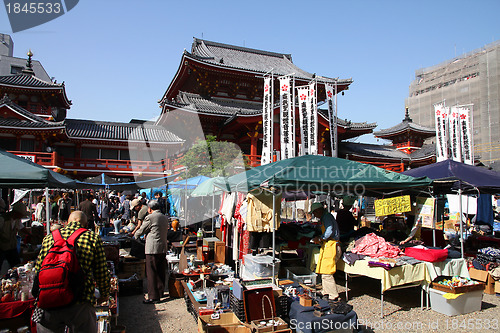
406, 40, 500, 170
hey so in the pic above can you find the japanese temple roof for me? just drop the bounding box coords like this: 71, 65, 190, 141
340, 142, 436, 161
0, 118, 64, 129
64, 119, 184, 144
167, 91, 262, 116
0, 73, 64, 89
317, 109, 377, 130
0, 95, 52, 123
188, 38, 352, 84
373, 111, 435, 138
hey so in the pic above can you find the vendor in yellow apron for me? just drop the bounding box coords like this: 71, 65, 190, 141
310, 202, 341, 301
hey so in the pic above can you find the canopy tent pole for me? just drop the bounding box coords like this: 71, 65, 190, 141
28, 190, 33, 227
212, 184, 215, 235
272, 188, 276, 284
458, 184, 464, 258
45, 187, 50, 235
184, 169, 188, 231
432, 195, 437, 247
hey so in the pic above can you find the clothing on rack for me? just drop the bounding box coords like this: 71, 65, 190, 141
246, 192, 281, 232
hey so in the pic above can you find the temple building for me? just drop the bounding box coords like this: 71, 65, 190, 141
340, 108, 436, 171
0, 33, 183, 180
158, 38, 376, 166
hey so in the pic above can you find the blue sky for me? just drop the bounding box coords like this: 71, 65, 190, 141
1, 0, 499, 144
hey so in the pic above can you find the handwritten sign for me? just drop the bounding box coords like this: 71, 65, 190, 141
374, 195, 411, 216
415, 197, 435, 229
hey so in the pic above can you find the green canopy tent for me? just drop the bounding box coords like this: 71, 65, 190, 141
213, 155, 432, 279
0, 149, 76, 189
0, 149, 77, 234
216, 155, 432, 195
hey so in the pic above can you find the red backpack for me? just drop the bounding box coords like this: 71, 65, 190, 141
33, 228, 87, 309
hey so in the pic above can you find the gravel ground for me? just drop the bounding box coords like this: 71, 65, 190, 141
117, 274, 500, 333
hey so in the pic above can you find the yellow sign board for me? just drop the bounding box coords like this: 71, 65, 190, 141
374, 195, 411, 216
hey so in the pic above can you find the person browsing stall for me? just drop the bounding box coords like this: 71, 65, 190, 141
34, 211, 110, 333
130, 198, 148, 236
134, 200, 168, 304
310, 202, 342, 302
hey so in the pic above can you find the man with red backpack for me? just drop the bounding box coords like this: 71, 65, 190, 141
34, 211, 110, 333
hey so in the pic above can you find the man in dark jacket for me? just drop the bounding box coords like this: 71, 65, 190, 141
79, 193, 99, 232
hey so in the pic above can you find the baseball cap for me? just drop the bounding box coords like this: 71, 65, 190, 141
309, 202, 324, 214
130, 198, 142, 210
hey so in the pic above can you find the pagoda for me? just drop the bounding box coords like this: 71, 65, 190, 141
158, 38, 376, 166
0, 47, 183, 179
341, 108, 436, 171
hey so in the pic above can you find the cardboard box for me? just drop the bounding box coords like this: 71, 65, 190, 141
469, 267, 495, 294
431, 276, 485, 294
250, 318, 288, 332
215, 241, 225, 264
429, 288, 483, 316
198, 312, 250, 333
118, 259, 145, 280
495, 281, 500, 294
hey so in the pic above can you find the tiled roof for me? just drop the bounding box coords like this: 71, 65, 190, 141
170, 91, 262, 116
340, 142, 436, 161
0, 118, 64, 129
409, 144, 436, 160
374, 120, 435, 137
0, 95, 50, 123
0, 73, 63, 88
166, 92, 376, 132
65, 119, 183, 143
189, 38, 351, 85
317, 109, 377, 130
341, 142, 409, 160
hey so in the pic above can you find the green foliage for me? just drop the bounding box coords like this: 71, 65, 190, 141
177, 135, 249, 178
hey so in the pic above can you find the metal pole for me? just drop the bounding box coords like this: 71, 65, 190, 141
184, 170, 188, 230
272, 189, 276, 285
333, 80, 338, 157
458, 186, 464, 258
211, 184, 215, 235
45, 187, 50, 235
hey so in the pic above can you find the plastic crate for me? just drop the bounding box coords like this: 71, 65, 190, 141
286, 266, 317, 285
243, 254, 280, 278
429, 288, 482, 316
230, 293, 246, 322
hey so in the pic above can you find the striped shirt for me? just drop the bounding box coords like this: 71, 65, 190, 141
35, 221, 110, 304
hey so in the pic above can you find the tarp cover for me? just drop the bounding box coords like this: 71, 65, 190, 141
402, 159, 500, 193
216, 155, 431, 194
0, 149, 76, 189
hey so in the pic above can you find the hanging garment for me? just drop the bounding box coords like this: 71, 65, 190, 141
246, 192, 281, 232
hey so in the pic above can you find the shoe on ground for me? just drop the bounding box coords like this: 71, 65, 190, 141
143, 299, 160, 304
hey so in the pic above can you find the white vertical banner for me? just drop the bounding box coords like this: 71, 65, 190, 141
325, 83, 337, 157
308, 81, 318, 155
297, 86, 310, 156
448, 106, 461, 162
434, 103, 449, 162
261, 77, 273, 165
279, 77, 294, 159
458, 106, 473, 165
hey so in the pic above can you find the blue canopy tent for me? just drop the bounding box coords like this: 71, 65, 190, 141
402, 159, 500, 256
